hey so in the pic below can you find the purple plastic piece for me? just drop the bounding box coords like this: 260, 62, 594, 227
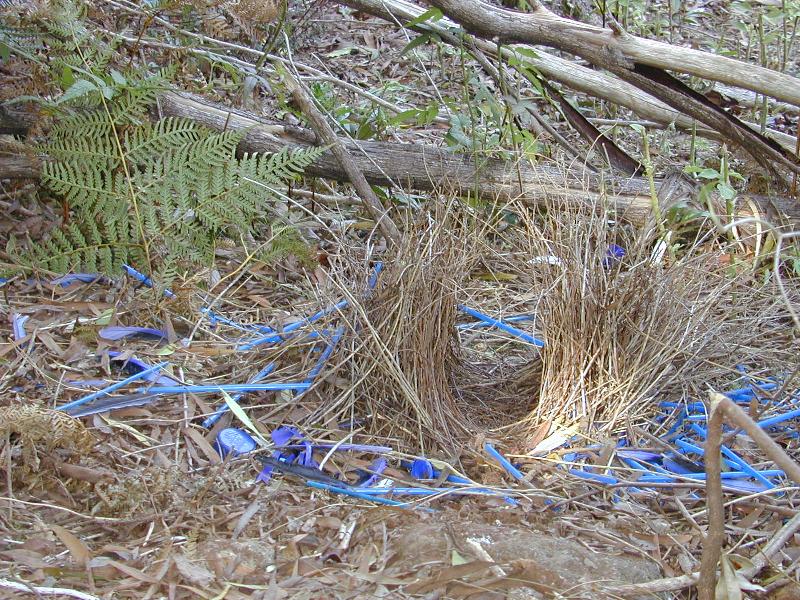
99, 326, 167, 341
108, 351, 179, 385
11, 314, 29, 341
360, 457, 388, 487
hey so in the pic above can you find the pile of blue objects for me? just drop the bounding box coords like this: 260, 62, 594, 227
215, 423, 522, 508
562, 377, 799, 495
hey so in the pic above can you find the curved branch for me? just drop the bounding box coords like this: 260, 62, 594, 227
429, 0, 800, 107
429, 0, 800, 178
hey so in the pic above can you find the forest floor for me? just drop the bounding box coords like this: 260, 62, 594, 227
1, 1, 800, 598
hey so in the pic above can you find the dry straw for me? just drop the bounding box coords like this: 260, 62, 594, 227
315, 203, 482, 452
306, 197, 795, 452
512, 206, 795, 438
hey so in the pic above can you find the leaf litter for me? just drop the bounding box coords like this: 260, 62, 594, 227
1, 2, 800, 599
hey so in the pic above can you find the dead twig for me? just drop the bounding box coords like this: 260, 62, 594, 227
278, 65, 400, 246
697, 392, 725, 600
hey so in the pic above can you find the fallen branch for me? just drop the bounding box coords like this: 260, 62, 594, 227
280, 66, 400, 245
4, 93, 800, 226
697, 394, 725, 600
341, 0, 798, 154
428, 0, 800, 178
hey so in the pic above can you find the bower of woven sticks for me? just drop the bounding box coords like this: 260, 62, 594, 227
313, 203, 796, 453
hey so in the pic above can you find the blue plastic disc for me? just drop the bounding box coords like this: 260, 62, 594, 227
216, 427, 257, 457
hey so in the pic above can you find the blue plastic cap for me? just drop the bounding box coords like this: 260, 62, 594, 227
410, 458, 434, 480
216, 428, 257, 457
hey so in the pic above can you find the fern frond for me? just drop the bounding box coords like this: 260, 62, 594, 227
124, 117, 203, 165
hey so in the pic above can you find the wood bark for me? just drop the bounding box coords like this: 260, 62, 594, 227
427, 0, 800, 106
4, 92, 798, 226
340, 0, 796, 152
427, 0, 800, 178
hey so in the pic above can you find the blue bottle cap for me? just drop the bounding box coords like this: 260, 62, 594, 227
410, 458, 434, 480
216, 428, 257, 457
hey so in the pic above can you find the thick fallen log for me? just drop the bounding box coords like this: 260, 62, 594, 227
341, 0, 796, 153
428, 0, 800, 179
3, 92, 798, 226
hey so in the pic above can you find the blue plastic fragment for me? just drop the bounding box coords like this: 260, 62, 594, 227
202, 362, 277, 429
99, 326, 167, 341
122, 263, 176, 298
458, 305, 545, 348
302, 327, 345, 386
569, 468, 618, 485
306, 480, 432, 510
51, 273, 103, 287
11, 314, 29, 341
410, 458, 434, 480
757, 409, 800, 429
108, 351, 179, 385
367, 261, 383, 291
132, 382, 310, 395
484, 442, 526, 480
458, 314, 534, 331
603, 244, 626, 268
237, 299, 349, 351
359, 457, 388, 487
58, 361, 170, 413
216, 427, 258, 457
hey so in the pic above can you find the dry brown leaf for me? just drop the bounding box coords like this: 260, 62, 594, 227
51, 524, 91, 568
404, 561, 495, 594
54, 460, 114, 484
173, 552, 216, 587
182, 426, 220, 464
0, 549, 52, 569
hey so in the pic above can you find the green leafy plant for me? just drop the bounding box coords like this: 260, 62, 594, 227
8, 98, 325, 278
4, 1, 325, 282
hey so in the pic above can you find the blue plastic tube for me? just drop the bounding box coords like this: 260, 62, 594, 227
458, 314, 534, 330
458, 305, 545, 347
303, 328, 344, 384
306, 480, 433, 510
132, 382, 310, 394
59, 362, 169, 413
202, 362, 277, 429
569, 469, 618, 484
237, 299, 349, 351
122, 264, 176, 298
687, 423, 776, 490
757, 409, 800, 429
484, 442, 526, 480
201, 308, 276, 334
353, 486, 510, 497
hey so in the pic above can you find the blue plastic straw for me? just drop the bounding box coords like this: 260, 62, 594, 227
458, 314, 534, 330
569, 469, 618, 484
458, 305, 544, 347
757, 409, 800, 429
122, 264, 176, 299
202, 362, 277, 429
354, 486, 510, 497
306, 480, 432, 510
237, 299, 349, 351
59, 362, 169, 413
303, 328, 344, 384
201, 308, 275, 334
688, 423, 775, 490
132, 382, 310, 394
484, 442, 526, 480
